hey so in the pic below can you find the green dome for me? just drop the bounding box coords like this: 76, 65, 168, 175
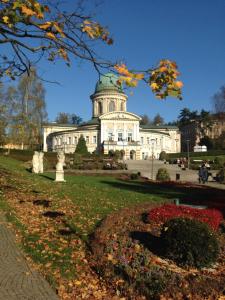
95, 73, 123, 93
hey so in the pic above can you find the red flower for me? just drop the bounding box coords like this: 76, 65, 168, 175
148, 204, 223, 230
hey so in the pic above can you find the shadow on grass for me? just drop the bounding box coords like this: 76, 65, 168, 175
43, 211, 65, 218
100, 179, 225, 216
130, 231, 163, 256
100, 179, 179, 198
39, 174, 55, 181
33, 199, 51, 208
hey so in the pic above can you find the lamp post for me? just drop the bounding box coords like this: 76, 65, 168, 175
108, 134, 114, 156
186, 139, 190, 169
151, 139, 155, 180
108, 136, 109, 156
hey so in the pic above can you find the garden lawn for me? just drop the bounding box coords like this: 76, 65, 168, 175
0, 155, 224, 299
0, 156, 173, 299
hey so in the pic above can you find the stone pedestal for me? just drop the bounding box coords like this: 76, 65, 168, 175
55, 150, 66, 182
32, 151, 40, 174
55, 171, 66, 182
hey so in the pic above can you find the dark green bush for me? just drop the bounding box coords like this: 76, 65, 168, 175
161, 218, 219, 268
159, 151, 168, 161
130, 173, 139, 180
156, 168, 170, 181
216, 167, 225, 183
74, 135, 89, 155
214, 156, 225, 167
108, 150, 115, 157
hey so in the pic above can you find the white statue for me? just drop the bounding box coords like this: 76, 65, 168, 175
55, 151, 66, 182
39, 152, 44, 173
32, 151, 40, 174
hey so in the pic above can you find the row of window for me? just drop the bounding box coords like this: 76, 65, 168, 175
107, 134, 163, 145
108, 132, 133, 142
97, 101, 125, 114
55, 135, 165, 146
55, 136, 97, 146
141, 137, 161, 145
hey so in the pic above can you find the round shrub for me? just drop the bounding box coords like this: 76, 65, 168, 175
159, 151, 168, 161
130, 172, 139, 180
156, 167, 170, 181
161, 218, 219, 268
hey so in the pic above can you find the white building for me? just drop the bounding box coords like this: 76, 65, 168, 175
43, 73, 181, 160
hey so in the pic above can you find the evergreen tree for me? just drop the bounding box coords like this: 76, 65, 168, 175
199, 136, 214, 150
153, 113, 164, 125
75, 135, 88, 155
55, 112, 82, 125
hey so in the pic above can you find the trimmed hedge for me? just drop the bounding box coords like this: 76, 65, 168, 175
168, 150, 225, 159
159, 151, 168, 161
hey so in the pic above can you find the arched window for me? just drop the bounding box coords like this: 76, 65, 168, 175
98, 102, 103, 114
120, 102, 124, 111
109, 101, 115, 112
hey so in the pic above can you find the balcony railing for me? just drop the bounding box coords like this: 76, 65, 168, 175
103, 140, 140, 146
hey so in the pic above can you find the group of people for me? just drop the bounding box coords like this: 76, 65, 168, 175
177, 157, 188, 169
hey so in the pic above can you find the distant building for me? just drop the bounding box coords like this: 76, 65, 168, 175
43, 73, 181, 159
180, 113, 225, 151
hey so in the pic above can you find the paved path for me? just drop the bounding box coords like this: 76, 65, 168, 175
126, 160, 225, 190
0, 213, 59, 300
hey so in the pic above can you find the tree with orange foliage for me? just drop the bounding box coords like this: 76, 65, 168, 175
0, 0, 183, 100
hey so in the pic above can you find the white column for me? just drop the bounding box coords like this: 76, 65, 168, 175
43, 128, 48, 152
101, 123, 104, 143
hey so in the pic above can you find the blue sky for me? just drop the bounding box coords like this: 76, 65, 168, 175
37, 0, 225, 122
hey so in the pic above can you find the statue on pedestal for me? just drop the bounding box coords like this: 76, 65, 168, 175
55, 151, 66, 182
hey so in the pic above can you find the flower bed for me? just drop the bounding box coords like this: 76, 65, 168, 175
148, 204, 223, 230
90, 203, 225, 299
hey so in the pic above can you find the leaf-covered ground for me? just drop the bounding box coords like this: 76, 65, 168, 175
0, 156, 224, 299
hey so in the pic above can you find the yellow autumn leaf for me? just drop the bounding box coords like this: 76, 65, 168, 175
159, 66, 167, 72
2, 16, 9, 23
150, 82, 159, 90
21, 5, 36, 17
46, 32, 56, 40
82, 25, 95, 39
134, 244, 141, 252
34, 2, 41, 10
36, 12, 44, 19
39, 22, 52, 30
134, 73, 144, 80
53, 23, 65, 38
58, 48, 69, 61
174, 81, 183, 88
107, 253, 113, 261
114, 64, 131, 77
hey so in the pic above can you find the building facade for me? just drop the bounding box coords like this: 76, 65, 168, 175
180, 114, 225, 152
43, 73, 181, 159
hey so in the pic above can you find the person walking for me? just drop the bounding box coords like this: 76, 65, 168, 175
198, 164, 208, 184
